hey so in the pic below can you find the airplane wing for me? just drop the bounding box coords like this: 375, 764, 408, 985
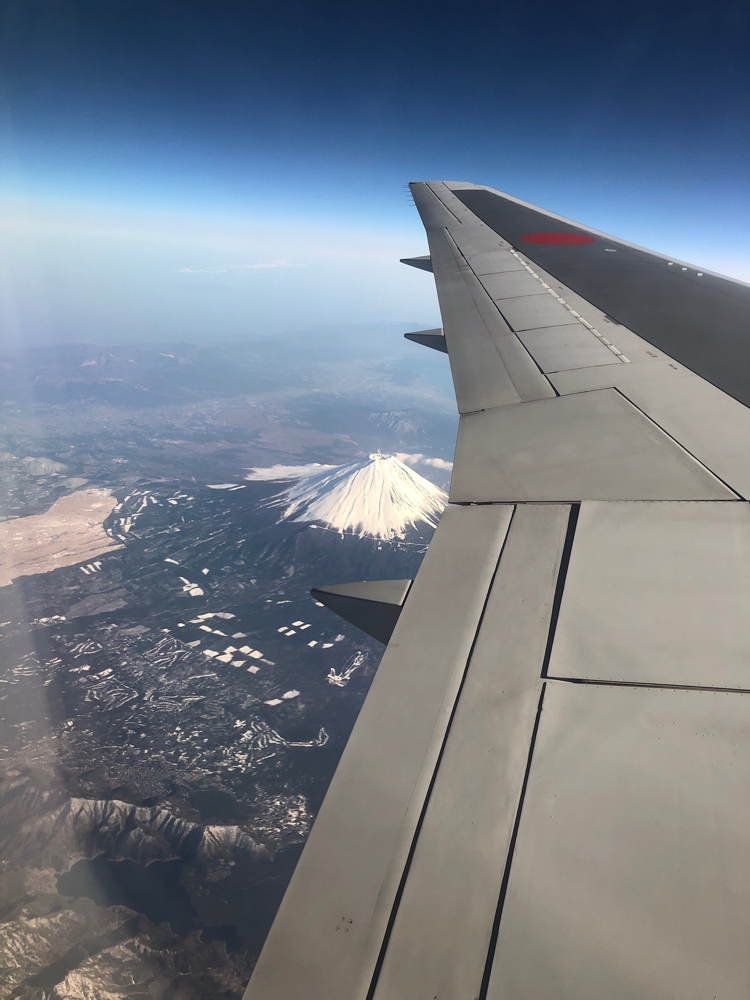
244, 182, 750, 1000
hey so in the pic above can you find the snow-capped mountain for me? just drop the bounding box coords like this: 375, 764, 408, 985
246, 453, 448, 540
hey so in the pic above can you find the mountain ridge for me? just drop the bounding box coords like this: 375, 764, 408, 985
247, 454, 448, 540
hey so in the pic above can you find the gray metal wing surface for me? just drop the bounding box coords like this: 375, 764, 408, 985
244, 182, 750, 1000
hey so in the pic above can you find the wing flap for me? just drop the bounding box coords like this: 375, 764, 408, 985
450, 389, 736, 503
481, 268, 549, 299
466, 250, 526, 275
372, 504, 568, 1000
517, 324, 620, 373
548, 501, 750, 689
619, 375, 750, 498
548, 359, 694, 393
487, 682, 750, 1000
244, 505, 514, 1000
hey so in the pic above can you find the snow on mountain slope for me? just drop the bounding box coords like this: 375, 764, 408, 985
246, 454, 447, 539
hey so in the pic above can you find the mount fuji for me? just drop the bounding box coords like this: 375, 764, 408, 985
246, 454, 448, 540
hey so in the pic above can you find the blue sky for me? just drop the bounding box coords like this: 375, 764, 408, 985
1, 0, 749, 347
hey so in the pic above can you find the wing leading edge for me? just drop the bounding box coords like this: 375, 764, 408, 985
244, 183, 750, 1000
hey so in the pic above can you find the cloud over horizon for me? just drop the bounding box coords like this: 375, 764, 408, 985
177, 260, 303, 274
396, 453, 453, 471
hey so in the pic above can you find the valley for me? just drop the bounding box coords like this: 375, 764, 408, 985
0, 336, 456, 998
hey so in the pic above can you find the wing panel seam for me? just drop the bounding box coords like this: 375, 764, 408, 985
505, 248, 631, 363
613, 387, 744, 499
540, 504, 580, 678
478, 683, 547, 1000
365, 504, 518, 1000
423, 183, 464, 226
442, 229, 559, 399
547, 676, 750, 695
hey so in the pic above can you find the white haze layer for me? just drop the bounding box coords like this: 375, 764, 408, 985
246, 463, 337, 482
246, 454, 447, 539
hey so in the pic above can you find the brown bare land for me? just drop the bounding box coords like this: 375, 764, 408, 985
0, 489, 123, 587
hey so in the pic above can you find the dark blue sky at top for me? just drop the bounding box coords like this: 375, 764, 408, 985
1, 0, 749, 346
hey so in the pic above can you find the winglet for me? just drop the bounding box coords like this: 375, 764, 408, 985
400, 255, 433, 272
404, 328, 448, 354
311, 580, 412, 644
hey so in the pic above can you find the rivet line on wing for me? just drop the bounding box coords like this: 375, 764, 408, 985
506, 248, 631, 363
